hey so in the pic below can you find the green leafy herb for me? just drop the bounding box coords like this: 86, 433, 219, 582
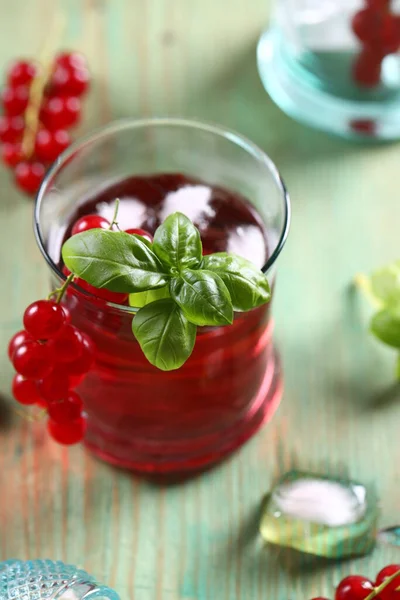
202, 252, 271, 311
62, 211, 271, 371
357, 262, 400, 380
132, 299, 196, 371
170, 269, 233, 326
62, 229, 168, 293
153, 212, 202, 270
129, 285, 170, 308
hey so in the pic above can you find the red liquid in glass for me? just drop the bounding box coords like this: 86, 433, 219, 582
57, 174, 282, 474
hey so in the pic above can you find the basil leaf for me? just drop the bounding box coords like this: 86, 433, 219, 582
170, 269, 233, 326
370, 262, 400, 315
153, 212, 202, 269
62, 229, 169, 293
132, 299, 196, 371
129, 285, 170, 308
202, 252, 271, 311
370, 310, 400, 349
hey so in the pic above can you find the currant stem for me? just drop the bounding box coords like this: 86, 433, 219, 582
47, 272, 75, 304
365, 569, 400, 599
109, 198, 120, 230
354, 273, 383, 310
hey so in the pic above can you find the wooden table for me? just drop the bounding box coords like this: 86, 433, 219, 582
1, 1, 399, 598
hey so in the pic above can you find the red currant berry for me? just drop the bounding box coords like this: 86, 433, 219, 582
12, 374, 44, 406
352, 9, 382, 44
47, 414, 86, 445
1, 85, 29, 116
67, 334, 95, 375
1, 142, 24, 167
51, 65, 90, 96
335, 576, 374, 600
12, 340, 53, 380
376, 565, 400, 600
8, 329, 33, 360
35, 128, 71, 162
7, 60, 38, 87
23, 299, 67, 340
125, 228, 153, 243
37, 367, 71, 402
350, 118, 377, 135
374, 15, 400, 56
353, 48, 382, 87
0, 116, 24, 143
55, 51, 87, 71
14, 161, 46, 195
50, 325, 83, 363
68, 374, 85, 389
48, 390, 83, 423
71, 214, 110, 235
74, 278, 129, 304
60, 304, 71, 324
366, 0, 390, 8
40, 96, 81, 130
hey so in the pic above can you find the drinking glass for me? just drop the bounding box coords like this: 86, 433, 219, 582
258, 0, 400, 139
35, 118, 290, 475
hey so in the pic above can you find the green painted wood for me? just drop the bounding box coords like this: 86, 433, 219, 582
0, 0, 399, 598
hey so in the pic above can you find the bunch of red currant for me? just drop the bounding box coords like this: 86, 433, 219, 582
0, 51, 90, 195
352, 0, 400, 87
311, 564, 400, 600
8, 298, 94, 445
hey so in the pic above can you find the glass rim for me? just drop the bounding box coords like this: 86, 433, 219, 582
34, 117, 291, 312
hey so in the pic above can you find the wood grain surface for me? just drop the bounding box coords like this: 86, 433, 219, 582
1, 1, 399, 598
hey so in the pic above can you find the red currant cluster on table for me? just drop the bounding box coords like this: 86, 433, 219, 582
63, 214, 153, 304
311, 564, 400, 600
0, 51, 90, 195
352, 0, 400, 87
8, 299, 94, 445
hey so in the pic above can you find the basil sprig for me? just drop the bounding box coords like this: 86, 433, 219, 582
357, 260, 400, 379
62, 211, 271, 371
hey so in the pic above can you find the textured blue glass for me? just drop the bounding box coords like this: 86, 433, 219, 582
0, 559, 120, 600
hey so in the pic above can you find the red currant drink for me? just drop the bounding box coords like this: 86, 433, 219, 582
35, 120, 290, 474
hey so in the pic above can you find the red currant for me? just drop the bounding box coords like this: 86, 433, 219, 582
35, 128, 70, 162
23, 299, 67, 340
60, 304, 71, 323
51, 66, 90, 96
335, 576, 374, 600
12, 340, 53, 380
7, 60, 38, 87
48, 390, 83, 423
353, 48, 382, 87
125, 228, 153, 243
37, 367, 70, 402
365, 0, 390, 8
1, 85, 29, 116
376, 565, 400, 600
0, 116, 24, 143
67, 334, 95, 375
350, 118, 377, 135
71, 214, 110, 235
74, 278, 129, 304
14, 161, 46, 195
50, 325, 83, 363
56, 52, 87, 71
8, 329, 33, 360
12, 374, 44, 406
374, 15, 400, 56
69, 374, 85, 389
352, 9, 383, 44
47, 415, 86, 445
40, 96, 81, 130
1, 142, 24, 167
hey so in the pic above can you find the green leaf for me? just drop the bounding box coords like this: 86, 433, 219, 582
396, 354, 400, 381
129, 285, 170, 308
370, 310, 400, 349
202, 252, 271, 311
370, 262, 400, 316
132, 299, 196, 371
170, 268, 233, 326
153, 212, 202, 270
62, 229, 169, 293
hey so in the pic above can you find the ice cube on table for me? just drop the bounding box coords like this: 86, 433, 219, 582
0, 559, 120, 600
260, 470, 379, 558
